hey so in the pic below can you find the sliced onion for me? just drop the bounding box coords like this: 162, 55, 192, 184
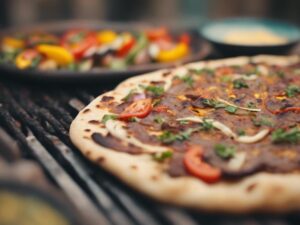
105, 119, 169, 153
177, 117, 269, 143
228, 152, 246, 171
235, 129, 270, 143
231, 74, 258, 80
133, 93, 146, 101
216, 97, 261, 112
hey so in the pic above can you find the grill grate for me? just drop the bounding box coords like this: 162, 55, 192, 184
0, 80, 299, 225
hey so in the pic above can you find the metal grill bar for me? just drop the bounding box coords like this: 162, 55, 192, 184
0, 80, 298, 225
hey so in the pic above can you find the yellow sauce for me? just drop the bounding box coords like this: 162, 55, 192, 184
224, 29, 288, 45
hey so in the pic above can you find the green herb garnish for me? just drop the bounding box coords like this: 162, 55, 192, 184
179, 120, 189, 125
158, 128, 199, 144
153, 151, 173, 162
214, 144, 236, 159
237, 129, 246, 136
123, 89, 137, 102
285, 85, 300, 98
154, 116, 164, 124
179, 75, 194, 87
220, 76, 232, 83
252, 117, 274, 127
201, 119, 214, 131
140, 85, 164, 97
225, 105, 237, 114
275, 71, 285, 78
201, 98, 226, 108
101, 114, 118, 124
233, 79, 249, 89
271, 128, 300, 144
189, 68, 214, 76
247, 102, 257, 109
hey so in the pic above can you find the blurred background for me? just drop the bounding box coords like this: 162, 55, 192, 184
0, 0, 300, 28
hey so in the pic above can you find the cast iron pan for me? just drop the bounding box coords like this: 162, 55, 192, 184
0, 20, 210, 83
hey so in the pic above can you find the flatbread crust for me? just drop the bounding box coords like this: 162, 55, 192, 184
70, 55, 300, 213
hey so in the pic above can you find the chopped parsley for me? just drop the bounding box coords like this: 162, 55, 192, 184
201, 119, 214, 131
220, 76, 232, 83
233, 79, 249, 89
214, 144, 236, 159
201, 98, 226, 108
275, 71, 285, 78
271, 128, 300, 144
285, 85, 300, 98
252, 117, 274, 127
178, 75, 194, 87
237, 129, 246, 136
152, 98, 162, 106
140, 85, 164, 97
152, 151, 173, 162
154, 116, 164, 124
225, 105, 237, 114
247, 101, 257, 109
179, 120, 189, 125
158, 128, 199, 144
101, 114, 118, 124
123, 89, 137, 102
189, 68, 214, 76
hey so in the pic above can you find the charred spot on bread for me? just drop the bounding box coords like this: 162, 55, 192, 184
88, 120, 101, 125
101, 96, 114, 102
82, 108, 91, 114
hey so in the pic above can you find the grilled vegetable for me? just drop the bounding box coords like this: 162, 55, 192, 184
36, 45, 73, 66
61, 30, 98, 60
156, 42, 189, 63
15, 49, 41, 69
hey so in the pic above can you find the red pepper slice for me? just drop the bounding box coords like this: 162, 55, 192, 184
61, 30, 98, 60
184, 145, 221, 183
119, 98, 152, 120
146, 27, 172, 42
116, 37, 136, 57
179, 33, 191, 45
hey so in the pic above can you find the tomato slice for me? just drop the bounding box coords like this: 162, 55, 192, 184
61, 30, 98, 60
119, 98, 152, 120
184, 145, 221, 183
116, 37, 136, 57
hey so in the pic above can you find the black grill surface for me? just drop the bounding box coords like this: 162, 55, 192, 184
0, 79, 300, 225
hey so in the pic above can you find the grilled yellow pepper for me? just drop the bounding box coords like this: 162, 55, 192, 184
2, 37, 25, 49
37, 45, 73, 66
156, 42, 189, 63
97, 30, 117, 44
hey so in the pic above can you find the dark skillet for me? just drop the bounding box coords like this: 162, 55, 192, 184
0, 20, 210, 83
